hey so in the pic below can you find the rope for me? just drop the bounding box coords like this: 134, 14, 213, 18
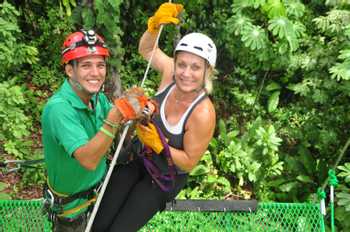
84, 1, 172, 231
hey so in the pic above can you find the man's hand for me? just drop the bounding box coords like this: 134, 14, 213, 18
147, 2, 183, 34
136, 122, 165, 154
114, 87, 154, 121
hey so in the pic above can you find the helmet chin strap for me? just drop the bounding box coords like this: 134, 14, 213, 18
68, 61, 100, 98
68, 61, 85, 92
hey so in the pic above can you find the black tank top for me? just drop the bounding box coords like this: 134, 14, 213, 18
151, 83, 208, 174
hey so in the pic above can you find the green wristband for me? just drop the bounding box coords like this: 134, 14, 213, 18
100, 127, 115, 139
104, 119, 119, 129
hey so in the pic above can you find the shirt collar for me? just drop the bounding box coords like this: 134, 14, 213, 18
59, 79, 98, 110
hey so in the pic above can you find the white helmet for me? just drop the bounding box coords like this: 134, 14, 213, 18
175, 32, 217, 68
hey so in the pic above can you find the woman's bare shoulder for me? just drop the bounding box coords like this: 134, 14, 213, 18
188, 98, 216, 128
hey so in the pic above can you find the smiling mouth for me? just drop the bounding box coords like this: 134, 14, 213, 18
180, 79, 195, 85
87, 80, 101, 84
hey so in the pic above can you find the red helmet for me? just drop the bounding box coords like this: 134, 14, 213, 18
61, 29, 109, 64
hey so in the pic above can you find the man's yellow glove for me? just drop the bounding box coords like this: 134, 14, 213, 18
147, 3, 184, 34
136, 122, 165, 154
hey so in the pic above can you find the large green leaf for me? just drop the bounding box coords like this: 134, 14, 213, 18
190, 164, 209, 176
268, 91, 280, 112
262, 0, 286, 19
241, 25, 268, 50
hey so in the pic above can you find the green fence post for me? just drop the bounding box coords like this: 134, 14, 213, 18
328, 169, 338, 232
317, 187, 326, 232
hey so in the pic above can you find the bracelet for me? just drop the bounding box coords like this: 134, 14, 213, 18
100, 127, 115, 139
103, 119, 119, 130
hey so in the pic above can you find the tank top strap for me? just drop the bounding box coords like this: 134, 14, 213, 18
181, 93, 208, 132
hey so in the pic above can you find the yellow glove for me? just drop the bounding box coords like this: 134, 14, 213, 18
136, 122, 164, 154
147, 3, 184, 34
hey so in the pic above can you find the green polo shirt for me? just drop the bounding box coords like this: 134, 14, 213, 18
41, 79, 111, 217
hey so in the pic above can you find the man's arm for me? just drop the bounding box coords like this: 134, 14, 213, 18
73, 107, 122, 170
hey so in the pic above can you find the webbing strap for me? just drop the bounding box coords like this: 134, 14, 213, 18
47, 180, 97, 205
141, 120, 177, 192
58, 196, 97, 217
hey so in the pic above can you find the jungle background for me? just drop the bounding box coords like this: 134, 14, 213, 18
0, 0, 350, 231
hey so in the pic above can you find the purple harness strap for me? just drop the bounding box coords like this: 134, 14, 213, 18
139, 121, 177, 192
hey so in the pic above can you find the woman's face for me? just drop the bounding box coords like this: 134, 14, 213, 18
174, 51, 207, 93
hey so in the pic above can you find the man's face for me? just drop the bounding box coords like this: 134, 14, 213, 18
66, 55, 107, 95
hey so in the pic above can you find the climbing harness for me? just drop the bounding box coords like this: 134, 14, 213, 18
42, 181, 100, 224
139, 120, 176, 192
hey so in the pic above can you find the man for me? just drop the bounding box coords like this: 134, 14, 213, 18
41, 29, 151, 231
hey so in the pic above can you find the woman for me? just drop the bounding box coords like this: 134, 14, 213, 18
92, 3, 216, 231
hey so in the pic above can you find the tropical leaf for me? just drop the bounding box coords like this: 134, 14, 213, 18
241, 25, 268, 50
190, 164, 210, 176
313, 10, 350, 34
338, 163, 350, 183
262, 0, 286, 19
268, 17, 290, 38
226, 14, 253, 36
296, 175, 313, 183
268, 91, 280, 112
287, 79, 314, 96
329, 62, 350, 81
265, 82, 281, 91
268, 17, 300, 51
107, 0, 122, 10
285, 1, 305, 19
338, 49, 350, 60
337, 192, 350, 212
232, 0, 253, 13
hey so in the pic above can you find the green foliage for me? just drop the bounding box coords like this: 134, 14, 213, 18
59, 0, 76, 16
334, 163, 350, 231
0, 182, 11, 200
0, 81, 32, 158
330, 48, 350, 81
178, 152, 231, 199
213, 117, 283, 200
337, 163, 350, 212
0, 1, 38, 82
71, 0, 124, 71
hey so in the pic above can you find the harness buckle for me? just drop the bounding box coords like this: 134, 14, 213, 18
42, 187, 58, 223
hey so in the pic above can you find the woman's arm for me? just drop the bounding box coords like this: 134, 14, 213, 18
169, 100, 216, 172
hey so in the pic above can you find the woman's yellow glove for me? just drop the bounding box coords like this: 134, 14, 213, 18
147, 3, 184, 34
136, 122, 165, 154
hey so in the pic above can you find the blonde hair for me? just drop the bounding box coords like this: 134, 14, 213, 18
204, 66, 217, 94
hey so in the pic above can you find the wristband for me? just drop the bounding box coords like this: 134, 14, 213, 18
100, 127, 115, 139
104, 119, 119, 130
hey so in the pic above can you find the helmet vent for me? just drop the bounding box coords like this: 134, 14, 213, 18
193, 46, 203, 51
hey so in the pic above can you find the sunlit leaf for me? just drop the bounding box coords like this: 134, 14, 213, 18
262, 0, 286, 19
241, 25, 268, 50
268, 91, 280, 112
